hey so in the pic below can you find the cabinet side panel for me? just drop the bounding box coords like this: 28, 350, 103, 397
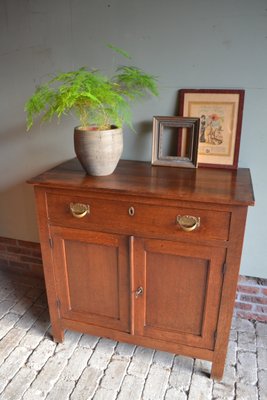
33, 187, 64, 342
212, 206, 249, 380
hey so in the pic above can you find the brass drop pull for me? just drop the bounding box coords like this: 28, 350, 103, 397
176, 215, 200, 232
128, 206, 135, 216
70, 203, 90, 218
135, 286, 144, 298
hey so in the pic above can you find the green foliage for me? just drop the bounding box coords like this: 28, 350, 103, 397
25, 45, 158, 131
107, 43, 132, 59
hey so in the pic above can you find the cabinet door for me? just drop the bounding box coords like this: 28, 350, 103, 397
132, 238, 226, 350
50, 226, 130, 332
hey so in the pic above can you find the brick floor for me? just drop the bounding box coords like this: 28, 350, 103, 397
0, 269, 266, 400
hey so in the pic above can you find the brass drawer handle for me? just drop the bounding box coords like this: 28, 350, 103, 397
70, 203, 90, 218
176, 215, 200, 232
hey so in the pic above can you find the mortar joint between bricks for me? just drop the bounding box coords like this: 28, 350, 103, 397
139, 349, 156, 399
163, 353, 177, 397
90, 341, 118, 395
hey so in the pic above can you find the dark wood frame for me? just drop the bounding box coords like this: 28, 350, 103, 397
178, 89, 245, 169
151, 116, 200, 168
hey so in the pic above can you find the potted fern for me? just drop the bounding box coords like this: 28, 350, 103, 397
25, 45, 158, 176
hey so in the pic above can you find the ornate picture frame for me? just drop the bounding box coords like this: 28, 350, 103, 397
151, 116, 200, 168
178, 89, 245, 169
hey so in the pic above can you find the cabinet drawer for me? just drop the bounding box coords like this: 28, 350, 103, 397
46, 192, 231, 241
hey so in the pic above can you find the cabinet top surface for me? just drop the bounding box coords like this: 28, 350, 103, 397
28, 159, 255, 206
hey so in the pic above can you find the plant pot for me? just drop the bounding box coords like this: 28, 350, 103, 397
74, 126, 123, 176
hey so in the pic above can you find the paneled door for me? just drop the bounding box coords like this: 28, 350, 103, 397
132, 237, 226, 350
50, 226, 130, 332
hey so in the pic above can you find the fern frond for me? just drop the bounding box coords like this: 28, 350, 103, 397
107, 44, 132, 59
25, 46, 159, 131
114, 66, 158, 98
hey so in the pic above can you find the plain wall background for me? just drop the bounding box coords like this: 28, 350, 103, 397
0, 0, 266, 277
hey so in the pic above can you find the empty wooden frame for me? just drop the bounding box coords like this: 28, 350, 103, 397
151, 116, 200, 168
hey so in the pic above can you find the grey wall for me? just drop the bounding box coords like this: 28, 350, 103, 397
0, 0, 266, 277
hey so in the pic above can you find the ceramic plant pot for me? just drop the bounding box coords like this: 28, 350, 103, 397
74, 126, 123, 176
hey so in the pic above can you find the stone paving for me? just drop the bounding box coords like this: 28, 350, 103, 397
0, 269, 266, 400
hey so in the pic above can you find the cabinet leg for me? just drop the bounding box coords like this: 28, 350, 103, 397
51, 325, 64, 343
210, 360, 225, 381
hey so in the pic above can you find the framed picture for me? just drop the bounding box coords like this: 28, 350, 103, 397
151, 116, 200, 168
178, 89, 245, 169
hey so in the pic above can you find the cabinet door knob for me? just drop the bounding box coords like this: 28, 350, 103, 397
176, 215, 200, 232
135, 286, 144, 298
70, 203, 90, 218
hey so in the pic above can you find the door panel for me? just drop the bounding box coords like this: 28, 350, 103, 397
132, 238, 225, 350
146, 252, 208, 335
51, 226, 130, 332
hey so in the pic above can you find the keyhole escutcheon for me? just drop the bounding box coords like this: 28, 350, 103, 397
135, 286, 144, 298
128, 206, 135, 216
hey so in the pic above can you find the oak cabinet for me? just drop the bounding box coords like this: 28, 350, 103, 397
29, 159, 254, 380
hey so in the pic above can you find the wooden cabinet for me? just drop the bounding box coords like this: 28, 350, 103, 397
29, 159, 254, 380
